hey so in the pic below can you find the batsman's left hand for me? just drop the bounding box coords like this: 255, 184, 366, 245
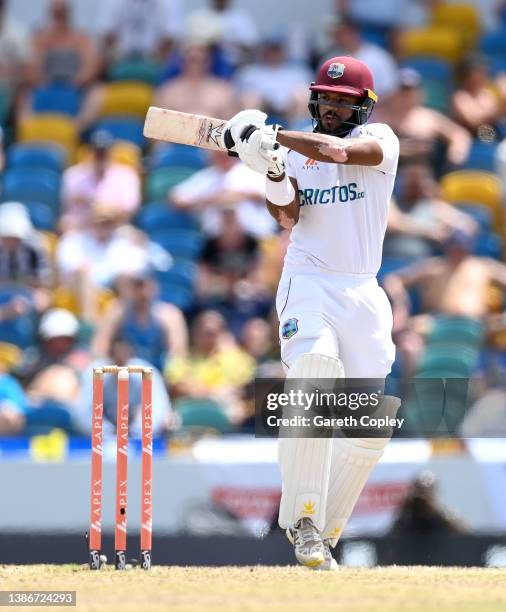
221, 109, 267, 152
235, 124, 285, 177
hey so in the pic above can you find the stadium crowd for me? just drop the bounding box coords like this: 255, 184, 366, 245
1, 0, 506, 440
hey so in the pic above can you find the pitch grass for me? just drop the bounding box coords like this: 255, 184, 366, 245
1, 565, 506, 612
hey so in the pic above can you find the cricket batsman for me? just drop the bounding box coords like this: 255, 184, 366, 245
222, 56, 400, 570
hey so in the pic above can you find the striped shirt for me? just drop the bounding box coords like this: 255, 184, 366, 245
0, 240, 50, 285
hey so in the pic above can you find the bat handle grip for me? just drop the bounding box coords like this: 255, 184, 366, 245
223, 128, 235, 150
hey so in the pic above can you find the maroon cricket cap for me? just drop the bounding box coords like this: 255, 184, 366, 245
310, 56, 376, 99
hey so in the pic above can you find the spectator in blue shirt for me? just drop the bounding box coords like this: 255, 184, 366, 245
0, 342, 27, 435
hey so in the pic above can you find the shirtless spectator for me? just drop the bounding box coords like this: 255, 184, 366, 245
384, 230, 506, 377
92, 264, 188, 372
375, 68, 471, 171
27, 0, 100, 88
384, 230, 506, 332
154, 42, 238, 120
451, 54, 503, 138
60, 130, 141, 232
170, 150, 275, 239
385, 161, 477, 258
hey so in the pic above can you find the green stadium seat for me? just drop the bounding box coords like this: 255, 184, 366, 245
108, 59, 161, 84
175, 398, 233, 435
145, 167, 197, 200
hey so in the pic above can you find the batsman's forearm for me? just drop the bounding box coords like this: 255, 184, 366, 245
277, 130, 346, 162
266, 199, 299, 228
277, 130, 383, 166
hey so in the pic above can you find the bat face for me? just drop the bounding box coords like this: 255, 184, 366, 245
143, 107, 228, 151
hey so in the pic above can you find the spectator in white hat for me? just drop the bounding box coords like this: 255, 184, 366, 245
0, 202, 51, 322
19, 308, 87, 408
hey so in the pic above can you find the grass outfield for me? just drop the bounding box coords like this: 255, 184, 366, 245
1, 565, 506, 612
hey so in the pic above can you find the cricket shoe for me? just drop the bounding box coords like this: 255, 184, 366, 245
309, 540, 339, 571
286, 517, 325, 568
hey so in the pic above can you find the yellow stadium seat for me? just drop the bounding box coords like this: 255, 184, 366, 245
110, 141, 142, 170
52, 286, 80, 315
101, 81, 153, 118
52, 286, 115, 317
18, 114, 78, 162
0, 342, 23, 370
40, 231, 59, 267
431, 3, 481, 50
400, 27, 464, 63
76, 141, 142, 170
440, 170, 503, 230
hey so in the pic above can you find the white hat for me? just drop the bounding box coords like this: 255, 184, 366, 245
186, 11, 223, 44
0, 202, 32, 239
39, 308, 79, 339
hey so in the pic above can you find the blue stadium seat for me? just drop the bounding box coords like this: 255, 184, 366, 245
402, 56, 453, 81
475, 231, 502, 259
23, 201, 57, 231
156, 259, 197, 289
149, 144, 208, 171
2, 167, 61, 209
361, 26, 389, 49
377, 256, 416, 283
6, 144, 66, 173
464, 140, 498, 172
402, 57, 453, 112
0, 287, 36, 348
149, 229, 203, 260
92, 118, 145, 148
457, 204, 493, 231
158, 283, 195, 311
135, 203, 198, 233
480, 29, 506, 56
32, 84, 81, 117
488, 55, 506, 77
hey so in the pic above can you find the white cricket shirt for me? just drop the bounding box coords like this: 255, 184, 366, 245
283, 122, 399, 275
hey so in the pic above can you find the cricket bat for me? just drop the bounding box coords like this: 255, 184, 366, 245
143, 107, 228, 151
143, 107, 279, 156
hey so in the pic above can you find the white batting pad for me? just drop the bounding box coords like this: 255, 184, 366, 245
286, 353, 344, 380
278, 437, 333, 532
322, 396, 401, 544
278, 353, 344, 532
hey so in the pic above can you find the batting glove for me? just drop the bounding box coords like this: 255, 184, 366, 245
221, 109, 267, 152
235, 124, 284, 176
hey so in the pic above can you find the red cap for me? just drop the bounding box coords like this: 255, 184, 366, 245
310, 56, 376, 99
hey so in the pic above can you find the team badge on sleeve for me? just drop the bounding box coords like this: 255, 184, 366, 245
327, 62, 345, 79
282, 318, 299, 340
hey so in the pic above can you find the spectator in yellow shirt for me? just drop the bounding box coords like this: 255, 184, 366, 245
165, 310, 256, 422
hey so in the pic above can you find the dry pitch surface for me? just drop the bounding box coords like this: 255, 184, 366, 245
1, 565, 506, 612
